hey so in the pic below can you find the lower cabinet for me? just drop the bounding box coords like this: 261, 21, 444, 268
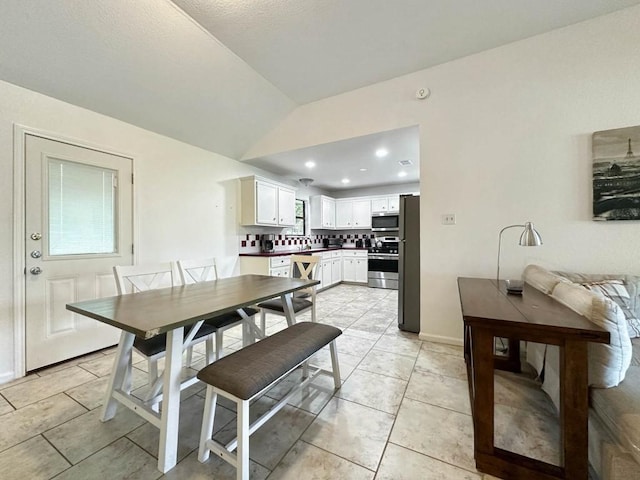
342, 251, 368, 283
240, 249, 368, 289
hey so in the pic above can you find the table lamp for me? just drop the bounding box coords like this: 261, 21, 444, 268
496, 222, 543, 293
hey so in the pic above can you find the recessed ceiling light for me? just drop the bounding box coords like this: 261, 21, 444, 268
305, 161, 316, 168
375, 148, 388, 158
359, 168, 367, 172
398, 171, 408, 177
341, 178, 350, 184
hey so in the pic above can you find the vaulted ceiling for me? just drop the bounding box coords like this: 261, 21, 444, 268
1, 0, 638, 161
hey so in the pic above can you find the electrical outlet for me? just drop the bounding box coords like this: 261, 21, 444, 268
441, 214, 456, 225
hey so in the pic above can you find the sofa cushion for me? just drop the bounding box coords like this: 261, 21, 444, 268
551, 281, 632, 388
523, 264, 569, 294
591, 363, 640, 466
581, 280, 640, 339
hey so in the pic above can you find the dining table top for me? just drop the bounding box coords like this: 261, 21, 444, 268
66, 274, 319, 339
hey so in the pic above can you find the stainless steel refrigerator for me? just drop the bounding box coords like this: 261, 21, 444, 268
398, 194, 420, 332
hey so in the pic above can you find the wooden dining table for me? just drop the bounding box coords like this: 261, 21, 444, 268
66, 274, 319, 473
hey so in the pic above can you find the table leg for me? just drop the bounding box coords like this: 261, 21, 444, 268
472, 327, 495, 457
158, 327, 184, 473
101, 330, 134, 422
281, 292, 296, 326
560, 340, 589, 479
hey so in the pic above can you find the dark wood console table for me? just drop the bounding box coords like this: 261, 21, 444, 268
457, 277, 610, 480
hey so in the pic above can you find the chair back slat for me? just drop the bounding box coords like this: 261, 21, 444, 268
177, 258, 218, 285
113, 263, 177, 295
290, 255, 320, 297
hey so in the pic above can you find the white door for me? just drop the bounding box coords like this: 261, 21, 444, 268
322, 198, 335, 228
335, 200, 352, 228
25, 134, 133, 371
355, 259, 368, 282
352, 199, 371, 228
277, 187, 296, 226
343, 259, 355, 282
256, 181, 278, 225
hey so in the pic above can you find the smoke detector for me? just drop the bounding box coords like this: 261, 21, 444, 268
299, 178, 314, 186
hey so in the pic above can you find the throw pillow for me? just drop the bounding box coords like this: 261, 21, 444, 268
582, 280, 640, 339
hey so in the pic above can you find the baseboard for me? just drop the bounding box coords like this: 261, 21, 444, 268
0, 371, 17, 386
418, 333, 463, 347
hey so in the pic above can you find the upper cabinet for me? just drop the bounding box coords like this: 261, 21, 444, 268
240, 176, 296, 227
310, 195, 336, 229
371, 195, 400, 213
336, 199, 371, 229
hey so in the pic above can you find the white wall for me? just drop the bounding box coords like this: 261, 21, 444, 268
0, 79, 271, 382
244, 6, 640, 344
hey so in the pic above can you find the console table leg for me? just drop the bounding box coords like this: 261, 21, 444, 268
560, 340, 589, 479
472, 327, 495, 456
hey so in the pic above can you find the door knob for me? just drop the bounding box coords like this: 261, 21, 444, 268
30, 250, 42, 258
30, 267, 43, 275
30, 232, 42, 240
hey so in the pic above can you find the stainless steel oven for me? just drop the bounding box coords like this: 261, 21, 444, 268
368, 237, 399, 289
371, 213, 399, 232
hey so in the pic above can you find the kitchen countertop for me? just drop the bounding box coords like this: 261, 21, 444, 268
239, 247, 369, 257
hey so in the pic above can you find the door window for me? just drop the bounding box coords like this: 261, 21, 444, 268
48, 158, 117, 256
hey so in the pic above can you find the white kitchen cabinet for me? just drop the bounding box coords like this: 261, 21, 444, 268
278, 187, 296, 225
322, 260, 332, 289
342, 250, 368, 284
335, 200, 352, 229
331, 258, 342, 284
310, 195, 336, 229
240, 176, 296, 227
352, 199, 371, 227
387, 195, 400, 212
240, 255, 291, 276
372, 195, 401, 213
335, 199, 371, 229
256, 181, 278, 225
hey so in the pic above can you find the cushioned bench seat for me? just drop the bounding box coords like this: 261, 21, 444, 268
256, 297, 311, 314
197, 321, 340, 400
197, 321, 342, 480
133, 307, 259, 357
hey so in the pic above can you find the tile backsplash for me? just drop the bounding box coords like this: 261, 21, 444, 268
238, 231, 375, 254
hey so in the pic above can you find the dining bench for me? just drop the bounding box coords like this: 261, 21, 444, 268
197, 321, 342, 480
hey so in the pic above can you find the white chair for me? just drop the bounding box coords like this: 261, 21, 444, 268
113, 262, 217, 385
177, 257, 259, 359
257, 255, 320, 331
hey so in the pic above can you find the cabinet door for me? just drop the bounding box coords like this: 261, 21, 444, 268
256, 181, 278, 225
371, 197, 388, 213
322, 261, 332, 286
335, 200, 352, 228
278, 187, 296, 226
343, 259, 355, 282
355, 259, 368, 282
332, 259, 342, 284
388, 195, 400, 212
322, 197, 336, 228
352, 199, 371, 228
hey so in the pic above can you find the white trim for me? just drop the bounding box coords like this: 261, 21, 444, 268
418, 332, 464, 347
0, 371, 17, 385
12, 124, 137, 380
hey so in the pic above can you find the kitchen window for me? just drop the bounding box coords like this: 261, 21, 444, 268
287, 199, 306, 235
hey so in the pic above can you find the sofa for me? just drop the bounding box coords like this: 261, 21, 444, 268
523, 265, 640, 480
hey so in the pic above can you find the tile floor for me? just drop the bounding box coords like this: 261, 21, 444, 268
0, 284, 560, 479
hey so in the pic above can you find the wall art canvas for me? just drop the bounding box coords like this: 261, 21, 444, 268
593, 125, 640, 221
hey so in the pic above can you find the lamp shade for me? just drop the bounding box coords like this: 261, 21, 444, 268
518, 222, 543, 247
497, 221, 543, 286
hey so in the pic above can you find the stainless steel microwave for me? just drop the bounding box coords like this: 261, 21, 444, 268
371, 213, 399, 232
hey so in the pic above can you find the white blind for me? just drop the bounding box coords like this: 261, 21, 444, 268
48, 158, 117, 255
